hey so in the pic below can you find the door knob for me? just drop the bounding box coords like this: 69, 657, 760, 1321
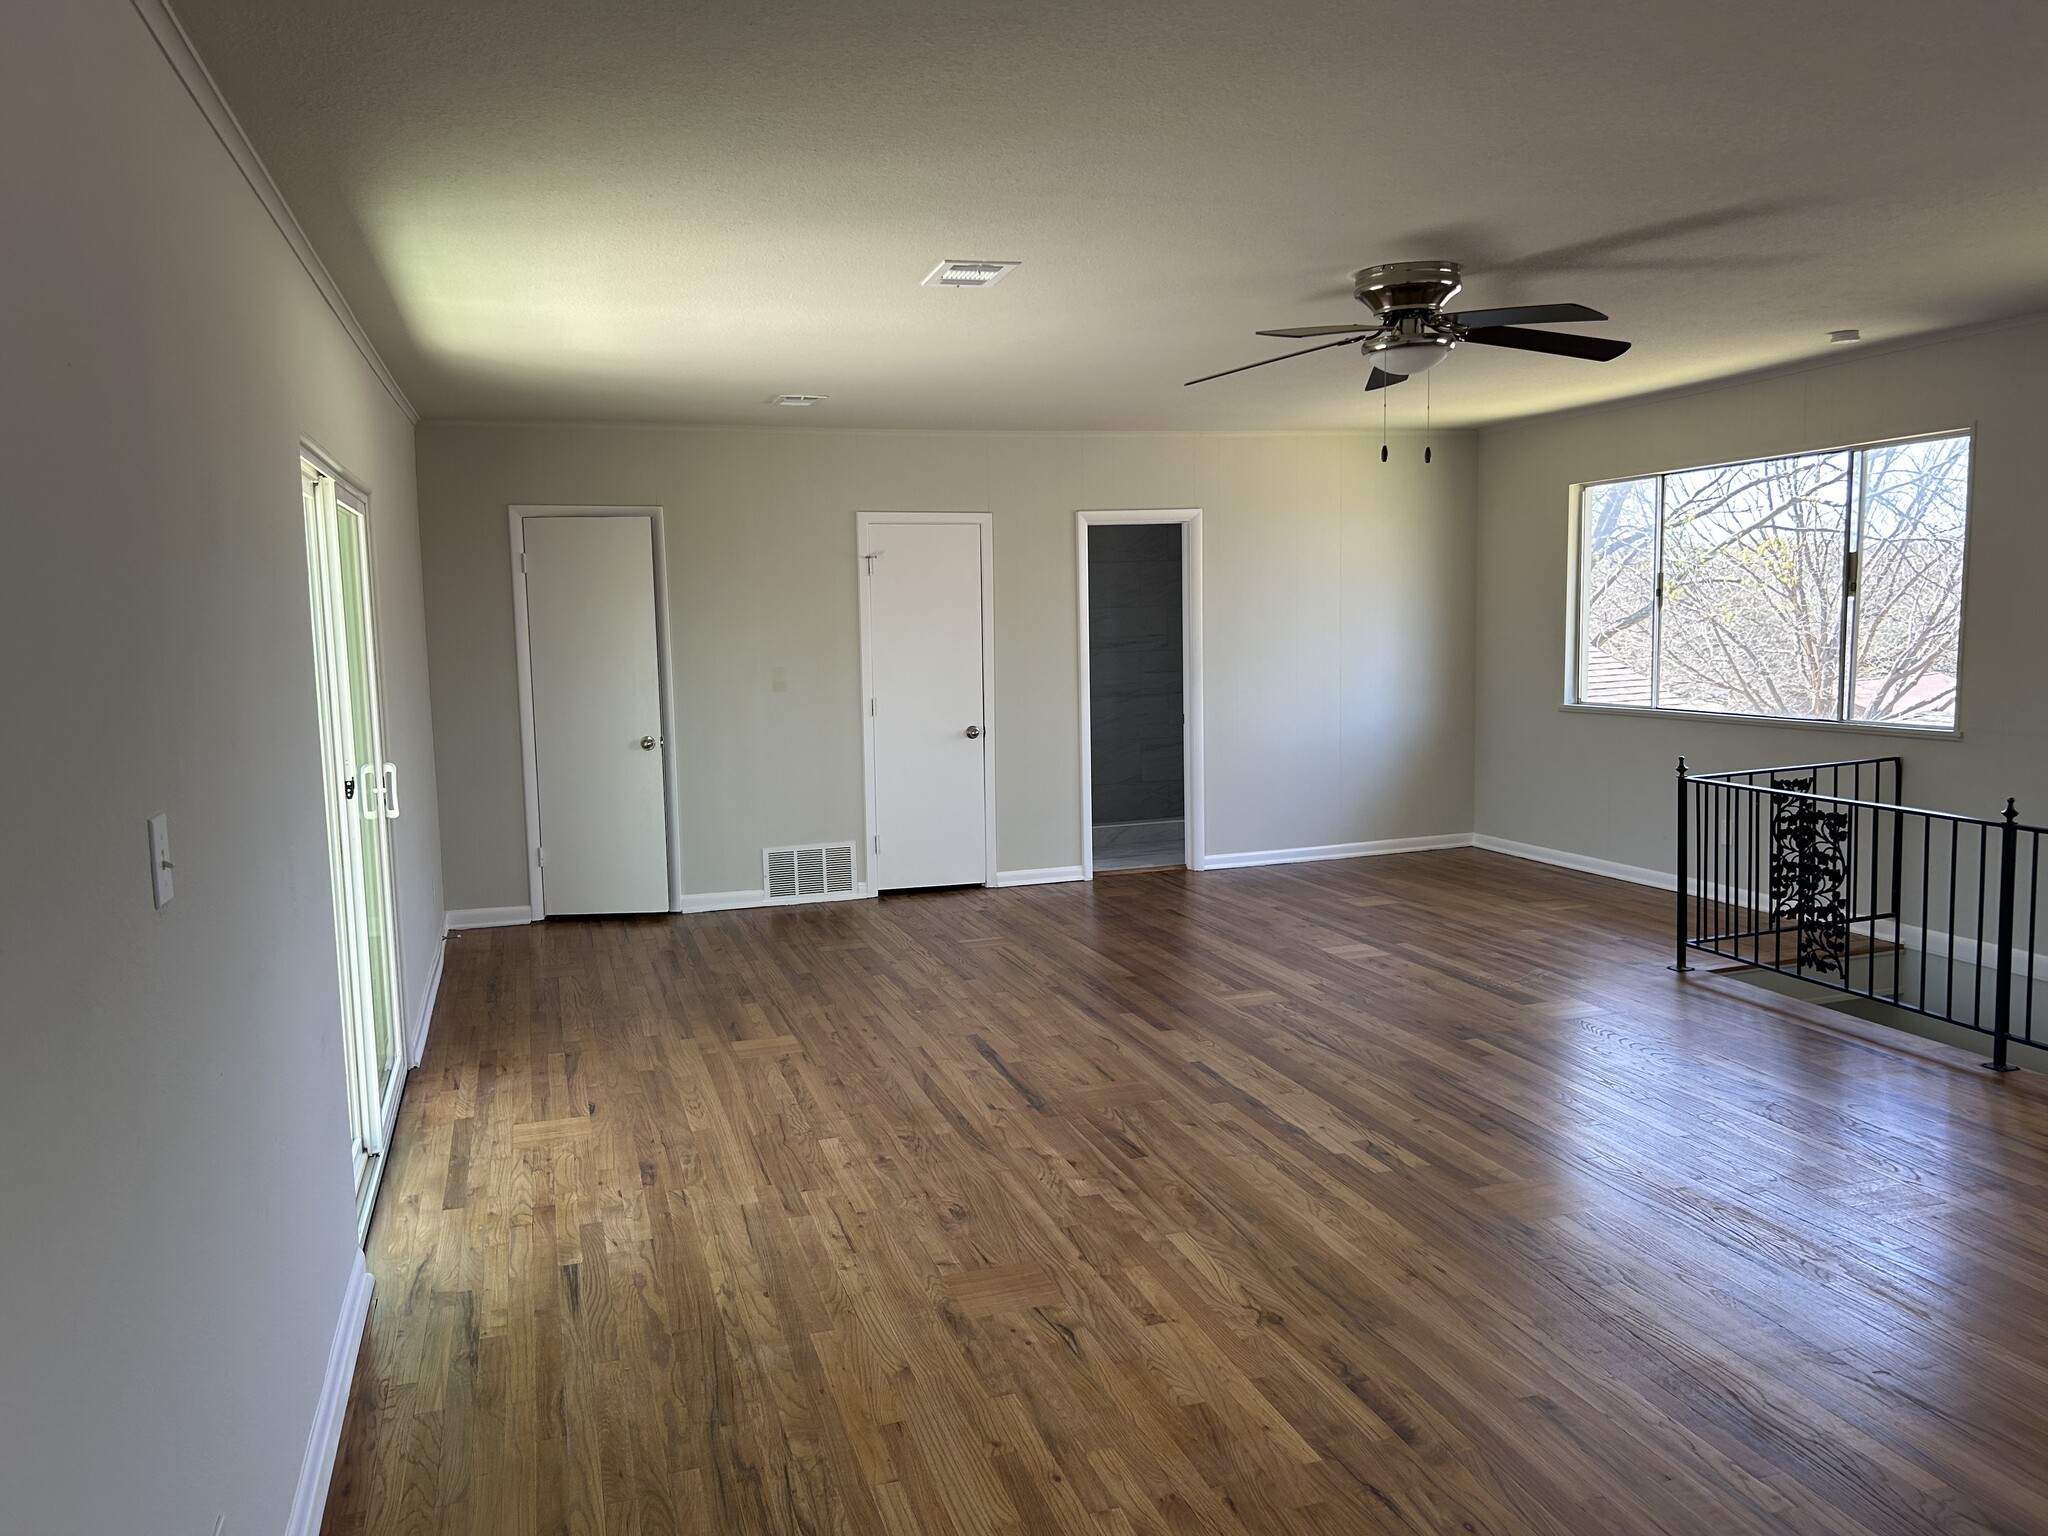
640, 735, 658, 750
965, 725, 982, 739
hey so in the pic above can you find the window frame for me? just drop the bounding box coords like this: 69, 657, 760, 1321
1564, 428, 1975, 737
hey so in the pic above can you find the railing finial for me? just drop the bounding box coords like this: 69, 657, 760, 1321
2005, 797, 2020, 824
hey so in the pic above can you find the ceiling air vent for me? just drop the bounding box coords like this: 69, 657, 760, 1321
770, 394, 826, 406
763, 842, 858, 902
921, 259, 1020, 289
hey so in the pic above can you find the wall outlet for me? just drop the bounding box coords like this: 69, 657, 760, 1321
147, 813, 174, 908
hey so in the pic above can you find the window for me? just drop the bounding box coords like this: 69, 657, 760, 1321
1572, 432, 1971, 730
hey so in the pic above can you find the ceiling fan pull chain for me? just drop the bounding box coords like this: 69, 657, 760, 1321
1380, 385, 1388, 463
1424, 371, 1433, 464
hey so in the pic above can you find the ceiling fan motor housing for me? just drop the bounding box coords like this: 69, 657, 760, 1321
1354, 260, 1464, 318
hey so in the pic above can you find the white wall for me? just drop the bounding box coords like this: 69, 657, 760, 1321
1474, 317, 2048, 876
0, 5, 441, 1533
417, 424, 1476, 907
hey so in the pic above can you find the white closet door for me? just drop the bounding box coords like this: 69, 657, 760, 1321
521, 515, 670, 914
865, 518, 991, 889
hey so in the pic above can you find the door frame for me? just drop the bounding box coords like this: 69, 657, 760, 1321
856, 511, 998, 891
509, 505, 682, 917
1075, 508, 1206, 878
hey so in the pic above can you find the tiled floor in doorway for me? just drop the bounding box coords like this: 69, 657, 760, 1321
1093, 817, 1184, 870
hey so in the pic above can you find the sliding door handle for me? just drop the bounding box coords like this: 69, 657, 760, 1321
383, 762, 401, 818
360, 763, 382, 819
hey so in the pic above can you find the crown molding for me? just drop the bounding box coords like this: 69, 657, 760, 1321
129, 0, 419, 425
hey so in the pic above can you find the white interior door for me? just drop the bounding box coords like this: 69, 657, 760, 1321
863, 517, 992, 890
519, 515, 670, 914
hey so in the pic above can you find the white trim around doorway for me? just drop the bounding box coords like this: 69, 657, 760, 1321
508, 505, 683, 918
856, 511, 999, 892
1076, 509, 1205, 879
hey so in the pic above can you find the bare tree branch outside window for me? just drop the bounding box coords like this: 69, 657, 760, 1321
1573, 434, 1970, 730
1853, 436, 1968, 726
1579, 477, 1657, 707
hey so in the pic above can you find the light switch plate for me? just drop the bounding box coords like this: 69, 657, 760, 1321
147, 813, 174, 908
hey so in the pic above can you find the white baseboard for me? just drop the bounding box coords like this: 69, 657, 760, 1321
407, 933, 446, 1067
996, 866, 1087, 887
1200, 833, 1473, 871
1471, 834, 1675, 891
285, 1249, 373, 1536
444, 904, 532, 929
1900, 919, 2048, 978
678, 885, 874, 914
450, 890, 878, 922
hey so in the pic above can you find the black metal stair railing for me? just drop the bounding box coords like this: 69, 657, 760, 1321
1674, 755, 2042, 1072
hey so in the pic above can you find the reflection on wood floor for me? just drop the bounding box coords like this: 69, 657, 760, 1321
323, 849, 2048, 1536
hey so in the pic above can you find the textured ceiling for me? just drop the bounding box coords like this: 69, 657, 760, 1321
174, 0, 2048, 429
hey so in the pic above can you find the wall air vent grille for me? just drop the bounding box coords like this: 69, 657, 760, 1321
763, 842, 858, 902
921, 259, 1020, 288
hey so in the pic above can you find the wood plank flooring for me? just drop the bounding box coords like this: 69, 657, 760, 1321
322, 850, 2048, 1536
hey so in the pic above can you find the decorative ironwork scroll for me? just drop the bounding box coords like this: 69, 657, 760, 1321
1769, 774, 1851, 974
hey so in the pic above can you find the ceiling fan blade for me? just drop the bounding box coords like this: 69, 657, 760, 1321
1363, 367, 1404, 392
1184, 334, 1365, 386
1255, 325, 1380, 338
1443, 302, 1608, 329
1461, 325, 1632, 362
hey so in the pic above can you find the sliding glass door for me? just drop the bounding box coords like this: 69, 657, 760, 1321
302, 460, 404, 1227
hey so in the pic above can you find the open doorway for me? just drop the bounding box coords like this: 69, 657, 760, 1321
1077, 509, 1204, 877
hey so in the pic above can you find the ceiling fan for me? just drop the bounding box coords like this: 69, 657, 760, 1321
1187, 260, 1631, 390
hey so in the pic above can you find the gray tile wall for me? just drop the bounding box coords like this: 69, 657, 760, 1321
1088, 523, 1184, 824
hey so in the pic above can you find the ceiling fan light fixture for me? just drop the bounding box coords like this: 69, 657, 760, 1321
1369, 337, 1454, 376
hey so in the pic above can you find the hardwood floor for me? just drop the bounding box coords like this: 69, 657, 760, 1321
323, 850, 2048, 1536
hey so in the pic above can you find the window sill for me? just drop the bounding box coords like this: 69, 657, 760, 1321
1558, 702, 1961, 741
